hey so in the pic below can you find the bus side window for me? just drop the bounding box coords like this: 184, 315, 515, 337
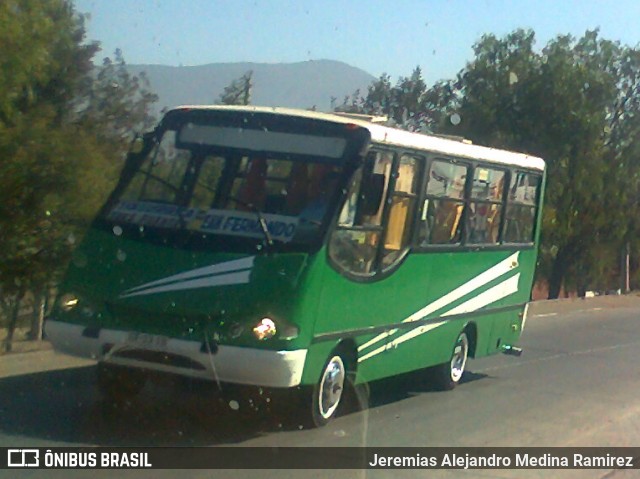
329, 151, 393, 276
465, 167, 506, 244
382, 154, 421, 268
503, 172, 540, 243
419, 160, 468, 245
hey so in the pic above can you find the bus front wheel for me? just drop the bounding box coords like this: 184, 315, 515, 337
306, 353, 348, 428
433, 331, 469, 390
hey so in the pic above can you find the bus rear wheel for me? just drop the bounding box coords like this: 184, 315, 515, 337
433, 331, 469, 390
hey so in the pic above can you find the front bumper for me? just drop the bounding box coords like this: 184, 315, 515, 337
45, 320, 307, 388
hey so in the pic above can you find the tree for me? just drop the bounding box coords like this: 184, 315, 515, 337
0, 0, 157, 349
219, 70, 253, 105
427, 29, 640, 298
336, 67, 447, 132
79, 49, 158, 141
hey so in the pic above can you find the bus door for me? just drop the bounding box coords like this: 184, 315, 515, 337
320, 151, 424, 373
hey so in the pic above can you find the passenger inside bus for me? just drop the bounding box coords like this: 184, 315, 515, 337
237, 157, 267, 211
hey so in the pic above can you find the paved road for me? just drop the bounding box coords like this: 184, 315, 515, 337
2, 295, 640, 478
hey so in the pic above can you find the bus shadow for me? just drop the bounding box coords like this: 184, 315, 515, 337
0, 366, 281, 446
0, 365, 490, 445
367, 368, 490, 408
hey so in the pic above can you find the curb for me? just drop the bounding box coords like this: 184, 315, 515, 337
528, 292, 640, 316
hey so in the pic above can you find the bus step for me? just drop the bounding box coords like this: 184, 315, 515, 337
501, 345, 523, 357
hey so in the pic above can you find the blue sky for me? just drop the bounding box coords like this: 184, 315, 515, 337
74, 0, 640, 85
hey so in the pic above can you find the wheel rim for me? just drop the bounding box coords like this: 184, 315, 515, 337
318, 355, 345, 420
450, 333, 469, 383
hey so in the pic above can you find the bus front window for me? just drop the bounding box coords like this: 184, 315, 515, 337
105, 126, 345, 248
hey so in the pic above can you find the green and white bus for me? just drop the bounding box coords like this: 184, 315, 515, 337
46, 106, 545, 427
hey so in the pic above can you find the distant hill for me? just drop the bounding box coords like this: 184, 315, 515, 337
126, 60, 376, 115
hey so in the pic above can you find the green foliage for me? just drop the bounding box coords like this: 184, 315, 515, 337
0, 0, 157, 346
79, 49, 159, 142
0, 0, 95, 123
336, 67, 439, 132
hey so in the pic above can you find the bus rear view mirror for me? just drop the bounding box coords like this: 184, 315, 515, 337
360, 173, 385, 217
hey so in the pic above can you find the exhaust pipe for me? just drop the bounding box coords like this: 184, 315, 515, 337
501, 345, 523, 357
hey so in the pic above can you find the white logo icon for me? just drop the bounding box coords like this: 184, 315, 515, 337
7, 449, 39, 467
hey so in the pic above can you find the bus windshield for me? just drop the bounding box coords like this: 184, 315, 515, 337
102, 110, 362, 250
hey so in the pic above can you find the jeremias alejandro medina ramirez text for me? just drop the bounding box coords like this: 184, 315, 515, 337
368, 453, 634, 469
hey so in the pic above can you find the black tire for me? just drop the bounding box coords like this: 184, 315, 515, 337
96, 363, 146, 404
299, 352, 350, 428
265, 348, 369, 430
314, 353, 347, 427
432, 331, 469, 391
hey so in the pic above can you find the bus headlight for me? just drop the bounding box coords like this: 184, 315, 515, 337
251, 317, 299, 341
59, 293, 80, 312
253, 318, 277, 340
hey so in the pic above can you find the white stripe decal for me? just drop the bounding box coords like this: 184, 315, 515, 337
120, 270, 251, 298
357, 345, 384, 363
357, 252, 519, 353
358, 273, 521, 363
358, 322, 446, 363
122, 256, 255, 296
521, 303, 530, 330
442, 273, 520, 317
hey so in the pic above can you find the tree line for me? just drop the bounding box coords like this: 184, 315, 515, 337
334, 29, 640, 300
2, 2, 639, 349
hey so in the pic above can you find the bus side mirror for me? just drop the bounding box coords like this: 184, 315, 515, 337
360, 173, 385, 217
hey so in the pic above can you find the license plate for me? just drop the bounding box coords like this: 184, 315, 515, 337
126, 331, 169, 349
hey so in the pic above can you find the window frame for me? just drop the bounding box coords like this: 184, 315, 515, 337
327, 148, 397, 280
414, 155, 472, 249
412, 154, 542, 252
501, 169, 543, 246
327, 146, 544, 282
327, 147, 427, 281
464, 164, 510, 246
379, 152, 423, 273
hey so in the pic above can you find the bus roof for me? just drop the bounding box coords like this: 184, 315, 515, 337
169, 105, 546, 171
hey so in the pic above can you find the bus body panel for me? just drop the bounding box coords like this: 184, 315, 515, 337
310, 247, 536, 384
59, 228, 315, 345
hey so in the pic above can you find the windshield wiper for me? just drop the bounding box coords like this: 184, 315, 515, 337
222, 195, 274, 250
